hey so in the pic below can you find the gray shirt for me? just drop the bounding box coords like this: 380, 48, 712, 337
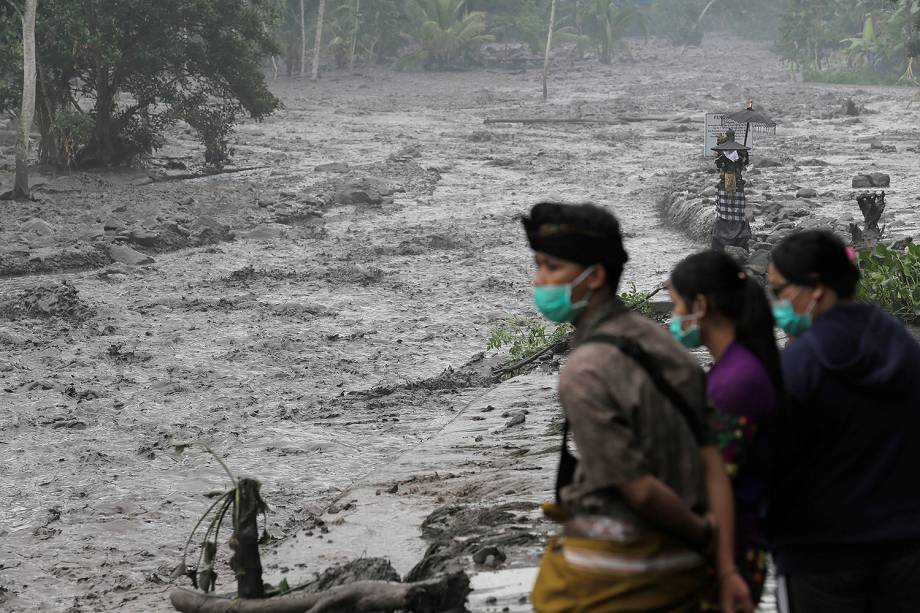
558, 299, 713, 528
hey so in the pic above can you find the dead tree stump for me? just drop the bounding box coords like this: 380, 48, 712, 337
850, 191, 886, 249
229, 478, 267, 598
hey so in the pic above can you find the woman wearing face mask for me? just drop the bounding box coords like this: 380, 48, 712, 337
669, 251, 782, 610
524, 202, 751, 613
768, 230, 920, 613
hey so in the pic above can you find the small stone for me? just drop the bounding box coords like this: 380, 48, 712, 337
109, 244, 154, 266
504, 412, 525, 429
796, 188, 818, 199
869, 140, 885, 150
334, 188, 382, 206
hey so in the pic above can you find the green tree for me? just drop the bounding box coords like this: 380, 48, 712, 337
577, 0, 647, 63
0, 0, 281, 168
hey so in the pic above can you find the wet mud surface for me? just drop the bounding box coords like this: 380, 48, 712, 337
0, 35, 917, 612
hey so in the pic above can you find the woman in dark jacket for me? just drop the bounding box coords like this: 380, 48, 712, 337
768, 230, 920, 613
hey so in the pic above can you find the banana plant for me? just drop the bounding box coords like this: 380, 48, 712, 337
400, 0, 494, 69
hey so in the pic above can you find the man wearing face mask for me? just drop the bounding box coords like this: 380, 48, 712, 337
524, 202, 751, 613
768, 230, 920, 613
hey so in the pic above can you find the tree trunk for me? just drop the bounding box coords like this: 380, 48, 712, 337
170, 572, 470, 613
14, 0, 38, 199
228, 479, 266, 599
299, 0, 306, 77
349, 0, 360, 71
311, 0, 326, 81
542, 0, 557, 100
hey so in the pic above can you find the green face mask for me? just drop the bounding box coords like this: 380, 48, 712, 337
532, 266, 595, 323
669, 313, 702, 349
771, 299, 813, 337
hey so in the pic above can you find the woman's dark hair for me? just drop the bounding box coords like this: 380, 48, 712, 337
771, 230, 860, 299
671, 251, 783, 391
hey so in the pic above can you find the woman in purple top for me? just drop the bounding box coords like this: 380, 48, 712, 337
669, 250, 782, 609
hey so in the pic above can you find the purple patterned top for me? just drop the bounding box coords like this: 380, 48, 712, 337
707, 341, 776, 583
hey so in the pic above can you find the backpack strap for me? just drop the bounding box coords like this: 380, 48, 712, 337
554, 333, 704, 505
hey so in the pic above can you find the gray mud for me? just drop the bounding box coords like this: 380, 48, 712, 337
0, 34, 913, 612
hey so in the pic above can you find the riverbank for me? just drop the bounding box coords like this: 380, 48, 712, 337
1, 34, 899, 612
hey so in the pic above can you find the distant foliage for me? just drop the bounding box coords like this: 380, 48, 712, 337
857, 243, 920, 322
777, 0, 919, 83
488, 316, 572, 362
0, 0, 281, 168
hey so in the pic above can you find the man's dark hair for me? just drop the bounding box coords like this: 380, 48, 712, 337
771, 230, 860, 299
522, 201, 629, 290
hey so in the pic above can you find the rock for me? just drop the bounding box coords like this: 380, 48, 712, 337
796, 188, 818, 199
747, 250, 770, 276
314, 162, 349, 173
756, 157, 782, 168
852, 174, 873, 189
129, 229, 160, 248
843, 98, 859, 116
177, 196, 195, 206
333, 187, 383, 206
0, 329, 27, 345
22, 217, 55, 236
724, 246, 748, 265
869, 140, 885, 150
868, 172, 890, 188
468, 131, 492, 143
109, 244, 154, 266
798, 159, 829, 167
504, 412, 526, 429
388, 144, 421, 161
164, 160, 187, 170
103, 217, 126, 232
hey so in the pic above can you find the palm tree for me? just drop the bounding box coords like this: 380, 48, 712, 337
13, 0, 38, 200
401, 0, 493, 69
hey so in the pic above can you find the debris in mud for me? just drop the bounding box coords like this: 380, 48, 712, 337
314, 162, 350, 173
407, 502, 540, 581
0, 282, 94, 322
21, 217, 55, 236
303, 557, 400, 591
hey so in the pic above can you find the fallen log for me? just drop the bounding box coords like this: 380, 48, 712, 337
170, 572, 470, 613
483, 116, 669, 125
149, 165, 269, 183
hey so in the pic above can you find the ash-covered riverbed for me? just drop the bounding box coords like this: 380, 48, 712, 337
1, 34, 917, 612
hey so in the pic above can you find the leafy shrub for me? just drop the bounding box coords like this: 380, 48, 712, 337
857, 243, 920, 322
487, 283, 663, 362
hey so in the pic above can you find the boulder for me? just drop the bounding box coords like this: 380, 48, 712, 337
796, 188, 818, 199
852, 175, 873, 189
129, 229, 160, 248
22, 217, 55, 236
109, 244, 154, 266
756, 157, 782, 168
868, 172, 890, 188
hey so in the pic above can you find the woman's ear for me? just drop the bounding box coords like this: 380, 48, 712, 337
693, 295, 708, 318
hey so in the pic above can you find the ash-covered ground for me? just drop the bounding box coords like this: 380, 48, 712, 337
0, 35, 917, 612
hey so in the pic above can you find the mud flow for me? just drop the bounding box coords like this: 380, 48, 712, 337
1, 35, 917, 612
